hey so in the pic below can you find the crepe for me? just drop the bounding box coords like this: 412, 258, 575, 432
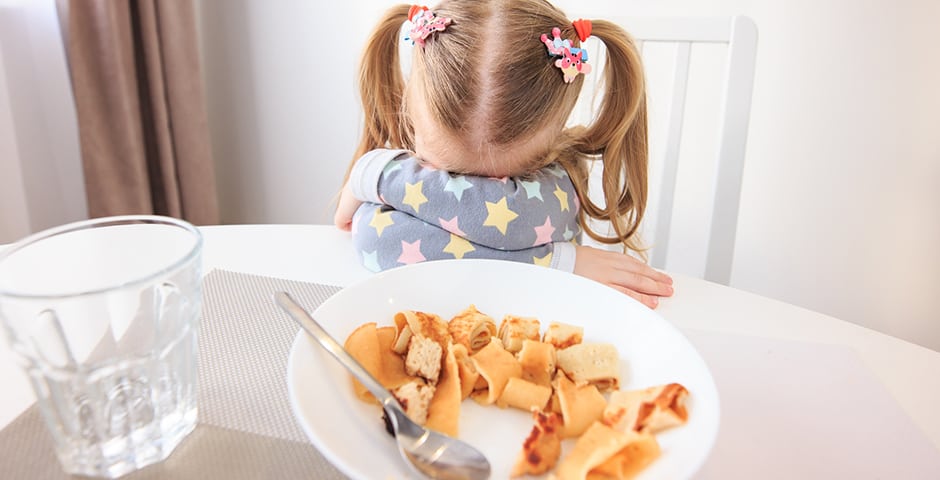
518, 339, 556, 388
497, 377, 552, 411
543, 321, 584, 349
448, 305, 497, 353
554, 422, 631, 480
343, 322, 384, 403
375, 326, 417, 389
425, 343, 461, 436
497, 315, 541, 353
554, 371, 607, 438
470, 337, 522, 405
603, 383, 689, 433
510, 410, 563, 477
556, 342, 621, 392
588, 430, 660, 479
395, 310, 451, 347
451, 343, 480, 399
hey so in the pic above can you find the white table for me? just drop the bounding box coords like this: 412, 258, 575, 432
2, 224, 939, 475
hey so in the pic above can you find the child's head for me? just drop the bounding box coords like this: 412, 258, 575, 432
353, 1, 649, 254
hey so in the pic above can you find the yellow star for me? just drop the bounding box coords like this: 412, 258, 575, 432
553, 184, 570, 212
483, 197, 519, 235
533, 252, 553, 267
369, 209, 395, 237
443, 234, 475, 259
403, 181, 428, 213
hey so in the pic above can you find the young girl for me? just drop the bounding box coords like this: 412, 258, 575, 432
335, 0, 673, 308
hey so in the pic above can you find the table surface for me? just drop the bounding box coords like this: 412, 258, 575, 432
2, 224, 939, 470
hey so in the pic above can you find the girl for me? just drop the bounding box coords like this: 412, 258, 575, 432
335, 0, 673, 308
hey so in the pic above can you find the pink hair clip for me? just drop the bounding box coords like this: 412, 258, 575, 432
540, 20, 593, 83
406, 5, 452, 47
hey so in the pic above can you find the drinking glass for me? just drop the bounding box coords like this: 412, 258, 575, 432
0, 215, 203, 478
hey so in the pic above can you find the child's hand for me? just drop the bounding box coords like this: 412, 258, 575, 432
334, 182, 363, 232
573, 245, 674, 309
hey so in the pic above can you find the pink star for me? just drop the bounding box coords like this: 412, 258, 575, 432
439, 216, 466, 236
397, 239, 427, 265
533, 216, 556, 245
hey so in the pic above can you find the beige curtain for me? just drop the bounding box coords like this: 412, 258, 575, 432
58, 0, 219, 225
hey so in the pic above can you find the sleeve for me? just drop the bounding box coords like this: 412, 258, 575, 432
347, 149, 582, 251
351, 202, 577, 273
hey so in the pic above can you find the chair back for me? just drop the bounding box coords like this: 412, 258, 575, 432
571, 16, 758, 285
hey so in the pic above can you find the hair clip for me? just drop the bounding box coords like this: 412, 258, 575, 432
540, 21, 593, 83
405, 5, 452, 47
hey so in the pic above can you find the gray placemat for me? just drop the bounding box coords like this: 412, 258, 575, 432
0, 269, 349, 479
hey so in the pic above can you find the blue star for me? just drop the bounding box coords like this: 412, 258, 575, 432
362, 250, 381, 272
563, 225, 575, 241
546, 164, 566, 178
444, 175, 473, 202
520, 180, 544, 201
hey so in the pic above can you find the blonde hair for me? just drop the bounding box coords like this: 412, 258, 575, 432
351, 0, 649, 256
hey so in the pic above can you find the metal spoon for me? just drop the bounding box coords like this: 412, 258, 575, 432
275, 292, 491, 480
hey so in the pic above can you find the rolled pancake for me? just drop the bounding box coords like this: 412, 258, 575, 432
448, 305, 497, 353
426, 343, 461, 436
554, 372, 607, 438
588, 430, 660, 479
470, 337, 522, 404
603, 383, 689, 433
556, 342, 621, 392
518, 339, 556, 388
343, 322, 383, 403
497, 377, 552, 411
510, 410, 563, 477
395, 310, 451, 347
497, 315, 541, 353
376, 326, 416, 390
451, 343, 480, 399
543, 321, 584, 349
554, 422, 631, 480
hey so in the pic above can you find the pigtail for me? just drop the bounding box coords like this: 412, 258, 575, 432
350, 4, 413, 170
569, 20, 649, 257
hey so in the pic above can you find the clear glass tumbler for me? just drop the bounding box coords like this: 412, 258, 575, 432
0, 215, 203, 478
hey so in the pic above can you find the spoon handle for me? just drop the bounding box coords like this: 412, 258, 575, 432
275, 291, 400, 409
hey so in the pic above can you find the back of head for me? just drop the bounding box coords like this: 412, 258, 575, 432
354, 0, 650, 255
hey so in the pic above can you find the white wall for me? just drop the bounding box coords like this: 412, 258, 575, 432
0, 0, 86, 244
0, 45, 31, 244
204, 0, 938, 352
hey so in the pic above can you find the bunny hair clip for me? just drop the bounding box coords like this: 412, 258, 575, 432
541, 19, 593, 83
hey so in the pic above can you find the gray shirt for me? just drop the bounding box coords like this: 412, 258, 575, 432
348, 149, 581, 272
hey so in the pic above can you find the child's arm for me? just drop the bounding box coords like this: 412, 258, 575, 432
347, 149, 581, 251
351, 202, 577, 273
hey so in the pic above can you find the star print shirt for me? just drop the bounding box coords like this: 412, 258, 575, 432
348, 149, 582, 273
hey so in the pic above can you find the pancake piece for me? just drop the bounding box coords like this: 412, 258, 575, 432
470, 337, 522, 404
603, 383, 689, 433
426, 343, 461, 436
543, 321, 584, 349
556, 342, 621, 392
518, 339, 556, 388
498, 315, 541, 353
448, 305, 497, 353
554, 372, 607, 438
510, 410, 563, 477
498, 377, 552, 411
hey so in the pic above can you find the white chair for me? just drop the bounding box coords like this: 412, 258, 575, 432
572, 16, 758, 285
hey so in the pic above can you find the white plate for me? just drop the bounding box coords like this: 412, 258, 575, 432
287, 259, 719, 479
